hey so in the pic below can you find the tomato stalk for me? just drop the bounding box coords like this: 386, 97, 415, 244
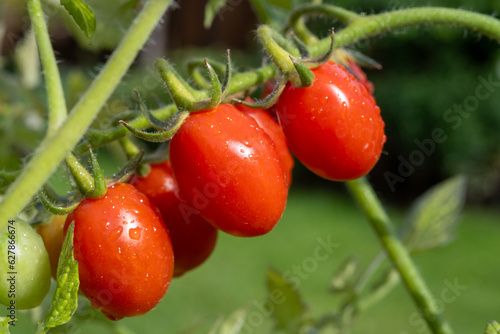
308, 6, 500, 57
346, 177, 454, 334
27, 0, 67, 137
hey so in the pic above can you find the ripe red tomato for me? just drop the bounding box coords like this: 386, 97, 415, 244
236, 103, 294, 187
65, 183, 174, 320
275, 60, 386, 181
130, 160, 217, 277
346, 59, 375, 95
169, 104, 288, 237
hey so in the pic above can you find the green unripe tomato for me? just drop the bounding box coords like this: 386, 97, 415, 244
0, 220, 51, 309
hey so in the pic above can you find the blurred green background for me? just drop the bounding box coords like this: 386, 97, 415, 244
1, 0, 500, 333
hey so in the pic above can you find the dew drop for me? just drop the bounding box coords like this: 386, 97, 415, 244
109, 226, 123, 241
129, 227, 142, 240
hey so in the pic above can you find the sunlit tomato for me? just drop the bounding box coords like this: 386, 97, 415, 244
37, 215, 66, 279
169, 104, 288, 237
65, 183, 174, 320
0, 220, 51, 310
236, 102, 294, 187
130, 160, 218, 277
276, 61, 386, 181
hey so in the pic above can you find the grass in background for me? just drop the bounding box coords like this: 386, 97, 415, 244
14, 185, 500, 334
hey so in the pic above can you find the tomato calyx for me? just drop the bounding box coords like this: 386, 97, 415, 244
155, 50, 232, 113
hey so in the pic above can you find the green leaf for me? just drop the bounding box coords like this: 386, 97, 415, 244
485, 321, 500, 334
267, 267, 307, 332
204, 0, 228, 29
0, 317, 13, 334
60, 0, 96, 40
219, 308, 248, 334
330, 256, 358, 293
36, 222, 79, 334
400, 175, 467, 253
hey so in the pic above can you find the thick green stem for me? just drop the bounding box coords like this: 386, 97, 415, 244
0, 0, 174, 227
346, 177, 453, 334
285, 4, 361, 38
310, 7, 500, 56
27, 0, 67, 135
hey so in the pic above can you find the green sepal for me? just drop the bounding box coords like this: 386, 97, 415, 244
258, 25, 299, 80
221, 50, 232, 99
38, 188, 80, 215
289, 55, 315, 87
120, 111, 189, 143
187, 58, 226, 89
119, 137, 152, 178
155, 58, 199, 111
233, 76, 287, 110
107, 151, 145, 185
36, 221, 79, 334
65, 153, 94, 196
86, 146, 107, 199
135, 90, 173, 131
301, 28, 336, 69
191, 60, 224, 111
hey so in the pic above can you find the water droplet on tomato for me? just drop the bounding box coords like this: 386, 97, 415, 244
129, 227, 141, 240
109, 226, 123, 241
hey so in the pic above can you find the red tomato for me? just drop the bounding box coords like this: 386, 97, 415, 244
275, 61, 386, 181
169, 104, 288, 237
65, 183, 174, 320
236, 103, 294, 187
130, 160, 217, 277
346, 59, 375, 95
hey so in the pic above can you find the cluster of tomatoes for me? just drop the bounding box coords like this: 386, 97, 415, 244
32, 60, 386, 320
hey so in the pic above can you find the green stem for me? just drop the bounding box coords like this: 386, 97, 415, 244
248, 0, 272, 25
27, 0, 67, 135
286, 4, 361, 38
310, 7, 500, 56
346, 177, 453, 334
0, 0, 174, 227
65, 153, 94, 196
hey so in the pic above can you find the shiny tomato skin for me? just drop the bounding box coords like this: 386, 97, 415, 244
275, 61, 386, 181
65, 183, 174, 320
169, 104, 288, 237
236, 103, 294, 187
130, 160, 218, 277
